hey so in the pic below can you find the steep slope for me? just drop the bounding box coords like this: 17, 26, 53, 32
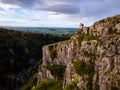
0, 28, 70, 90
36, 15, 120, 90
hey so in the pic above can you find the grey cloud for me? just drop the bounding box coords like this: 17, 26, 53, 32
79, 0, 120, 17
41, 4, 80, 14
0, 0, 80, 14
1, 0, 39, 8
0, 0, 120, 16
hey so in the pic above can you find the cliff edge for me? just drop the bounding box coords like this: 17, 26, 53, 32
36, 15, 120, 90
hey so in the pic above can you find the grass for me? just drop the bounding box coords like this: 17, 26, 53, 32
32, 79, 62, 90
21, 73, 38, 90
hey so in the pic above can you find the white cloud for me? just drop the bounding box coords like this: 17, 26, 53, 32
0, 2, 20, 10
0, 0, 120, 27
0, 2, 21, 17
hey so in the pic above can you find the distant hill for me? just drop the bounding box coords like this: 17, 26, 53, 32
0, 27, 77, 36
0, 28, 70, 90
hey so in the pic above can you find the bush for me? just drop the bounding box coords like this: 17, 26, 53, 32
83, 34, 98, 41
73, 59, 95, 90
21, 73, 38, 90
64, 82, 80, 90
32, 79, 62, 90
73, 59, 89, 75
111, 86, 119, 90
108, 28, 117, 34
48, 44, 58, 60
0, 28, 70, 89
48, 65, 66, 80
49, 48, 57, 60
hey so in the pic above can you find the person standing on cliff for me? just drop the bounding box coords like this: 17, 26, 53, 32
79, 23, 84, 29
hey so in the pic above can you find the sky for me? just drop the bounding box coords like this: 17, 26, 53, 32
0, 0, 120, 28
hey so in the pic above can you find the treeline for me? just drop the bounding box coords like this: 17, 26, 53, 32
0, 28, 70, 90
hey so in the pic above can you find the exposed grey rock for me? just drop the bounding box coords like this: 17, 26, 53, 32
115, 23, 120, 31
96, 26, 103, 36
102, 27, 109, 36
37, 67, 54, 83
106, 45, 116, 56
37, 14, 120, 90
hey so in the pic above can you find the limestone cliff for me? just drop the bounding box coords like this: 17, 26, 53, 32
37, 15, 120, 90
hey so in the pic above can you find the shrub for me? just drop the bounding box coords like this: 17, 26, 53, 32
21, 73, 38, 90
108, 28, 117, 34
111, 86, 119, 90
83, 51, 96, 60
73, 59, 95, 90
50, 48, 57, 60
32, 79, 62, 90
49, 45, 57, 60
64, 82, 80, 90
73, 59, 89, 75
83, 34, 98, 41
48, 65, 66, 80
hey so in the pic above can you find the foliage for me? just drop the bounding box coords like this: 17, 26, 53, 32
73, 59, 89, 75
83, 51, 97, 60
83, 34, 98, 41
73, 59, 95, 90
111, 86, 119, 90
64, 82, 80, 90
32, 79, 62, 90
48, 43, 58, 60
0, 28, 70, 89
21, 61, 40, 90
48, 65, 66, 80
21, 73, 38, 90
49, 46, 57, 60
108, 28, 117, 34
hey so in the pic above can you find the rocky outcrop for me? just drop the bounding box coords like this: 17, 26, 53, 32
38, 15, 120, 90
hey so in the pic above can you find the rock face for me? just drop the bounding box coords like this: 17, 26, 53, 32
38, 15, 120, 90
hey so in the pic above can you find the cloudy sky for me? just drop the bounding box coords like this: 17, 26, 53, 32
0, 0, 120, 28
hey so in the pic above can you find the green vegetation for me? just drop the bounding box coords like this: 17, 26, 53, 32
21, 73, 38, 90
84, 51, 96, 90
50, 48, 57, 60
84, 51, 97, 59
32, 79, 62, 90
0, 28, 70, 89
111, 86, 119, 90
83, 34, 98, 41
108, 28, 117, 34
49, 45, 57, 60
48, 65, 66, 80
64, 82, 80, 90
73, 59, 95, 90
77, 33, 98, 47
21, 62, 40, 90
77, 33, 84, 46
73, 59, 89, 75
4, 27, 76, 37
